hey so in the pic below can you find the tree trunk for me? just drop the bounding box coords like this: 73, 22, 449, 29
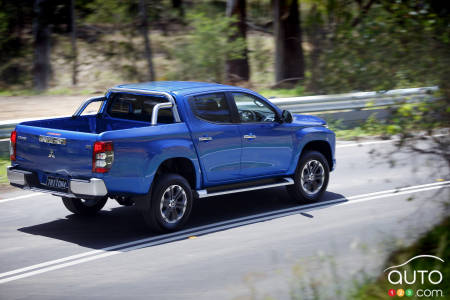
273, 0, 305, 87
70, 0, 77, 86
172, 0, 185, 18
139, 0, 156, 81
33, 0, 52, 91
305, 4, 325, 93
226, 0, 250, 83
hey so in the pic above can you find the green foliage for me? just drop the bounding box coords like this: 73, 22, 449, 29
360, 114, 384, 135
327, 95, 449, 140
0, 10, 9, 45
170, 13, 246, 82
1, 0, 448, 98
249, 36, 271, 77
0, 156, 9, 184
329, 124, 387, 140
373, 93, 449, 141
84, 0, 135, 25
0, 0, 33, 86
258, 85, 306, 98
304, 0, 450, 94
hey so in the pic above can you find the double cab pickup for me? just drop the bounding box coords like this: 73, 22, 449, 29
8, 81, 335, 232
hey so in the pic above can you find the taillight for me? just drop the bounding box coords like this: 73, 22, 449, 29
92, 141, 114, 173
10, 130, 17, 161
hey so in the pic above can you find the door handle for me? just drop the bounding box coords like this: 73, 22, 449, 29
199, 136, 213, 142
243, 134, 256, 140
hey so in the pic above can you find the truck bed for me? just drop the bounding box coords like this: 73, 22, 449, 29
14, 115, 154, 179
22, 115, 150, 134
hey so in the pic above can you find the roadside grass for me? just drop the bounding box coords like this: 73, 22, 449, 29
350, 217, 449, 299
257, 86, 306, 98
0, 88, 95, 97
0, 156, 9, 184
0, 86, 305, 98
333, 127, 385, 140
332, 126, 397, 140
0, 85, 308, 98
328, 116, 390, 140
0, 89, 39, 97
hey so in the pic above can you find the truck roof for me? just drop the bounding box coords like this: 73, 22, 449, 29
113, 81, 250, 96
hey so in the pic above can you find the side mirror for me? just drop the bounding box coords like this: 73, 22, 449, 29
280, 110, 293, 123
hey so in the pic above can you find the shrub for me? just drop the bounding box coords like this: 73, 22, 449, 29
170, 13, 245, 83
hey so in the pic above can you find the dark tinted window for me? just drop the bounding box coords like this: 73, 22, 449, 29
107, 93, 174, 123
189, 93, 232, 123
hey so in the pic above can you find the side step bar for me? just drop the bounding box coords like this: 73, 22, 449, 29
196, 177, 294, 198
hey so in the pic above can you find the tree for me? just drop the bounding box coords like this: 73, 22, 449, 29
172, 0, 184, 18
33, 0, 52, 91
139, 0, 156, 81
70, 0, 77, 86
272, 0, 305, 87
173, 13, 246, 83
225, 0, 250, 83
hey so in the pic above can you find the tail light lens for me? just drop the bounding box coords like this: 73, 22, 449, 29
93, 141, 114, 173
10, 130, 17, 161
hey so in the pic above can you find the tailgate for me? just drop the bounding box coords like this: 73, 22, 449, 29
14, 124, 98, 178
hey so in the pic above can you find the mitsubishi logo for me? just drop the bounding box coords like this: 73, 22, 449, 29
48, 150, 56, 159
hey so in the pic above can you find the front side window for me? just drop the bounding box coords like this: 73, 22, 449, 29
107, 93, 174, 123
189, 93, 232, 123
232, 93, 276, 123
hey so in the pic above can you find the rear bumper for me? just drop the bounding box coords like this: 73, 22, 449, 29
7, 166, 107, 198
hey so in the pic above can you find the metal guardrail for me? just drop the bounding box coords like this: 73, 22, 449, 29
270, 86, 438, 113
0, 86, 439, 141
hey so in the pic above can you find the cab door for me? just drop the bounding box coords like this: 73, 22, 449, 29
230, 92, 294, 178
186, 92, 242, 185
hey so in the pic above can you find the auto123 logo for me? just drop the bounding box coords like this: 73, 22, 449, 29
384, 255, 445, 298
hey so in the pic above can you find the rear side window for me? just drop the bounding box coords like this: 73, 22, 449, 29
107, 93, 174, 123
189, 93, 231, 123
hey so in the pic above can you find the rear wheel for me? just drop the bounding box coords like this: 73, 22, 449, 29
61, 197, 107, 215
287, 151, 329, 203
141, 173, 193, 232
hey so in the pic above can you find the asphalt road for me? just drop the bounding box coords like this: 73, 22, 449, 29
0, 139, 448, 300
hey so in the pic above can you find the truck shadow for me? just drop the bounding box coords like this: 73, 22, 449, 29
18, 187, 347, 250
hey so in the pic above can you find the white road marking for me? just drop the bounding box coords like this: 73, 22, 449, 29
342, 184, 448, 205
336, 133, 448, 148
0, 181, 448, 284
0, 192, 43, 203
338, 181, 449, 200
336, 139, 397, 148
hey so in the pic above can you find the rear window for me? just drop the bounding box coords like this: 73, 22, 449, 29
189, 93, 232, 123
107, 93, 174, 123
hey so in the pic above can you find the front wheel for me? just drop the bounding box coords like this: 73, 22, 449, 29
141, 174, 193, 232
287, 151, 330, 203
61, 197, 107, 216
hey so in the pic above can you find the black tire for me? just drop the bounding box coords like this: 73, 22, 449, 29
62, 197, 108, 216
287, 151, 330, 203
141, 173, 193, 232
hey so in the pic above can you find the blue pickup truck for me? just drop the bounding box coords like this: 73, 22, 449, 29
8, 81, 335, 232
